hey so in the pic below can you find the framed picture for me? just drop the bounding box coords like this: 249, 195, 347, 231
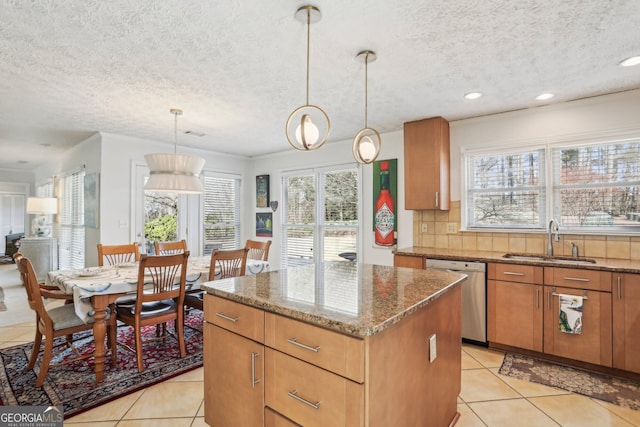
256, 213, 273, 237
256, 175, 270, 208
84, 173, 99, 228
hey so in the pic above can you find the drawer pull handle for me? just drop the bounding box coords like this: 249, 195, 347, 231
215, 312, 239, 323
503, 272, 525, 276
563, 276, 589, 282
288, 390, 321, 409
251, 352, 260, 388
287, 338, 320, 353
551, 287, 589, 300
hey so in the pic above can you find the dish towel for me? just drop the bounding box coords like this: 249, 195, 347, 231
558, 294, 583, 334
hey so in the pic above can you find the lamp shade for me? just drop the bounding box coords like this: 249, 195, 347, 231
26, 197, 58, 214
144, 153, 205, 194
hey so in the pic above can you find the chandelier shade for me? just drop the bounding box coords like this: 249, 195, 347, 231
352, 50, 381, 164
285, 5, 330, 151
144, 109, 205, 194
144, 153, 205, 194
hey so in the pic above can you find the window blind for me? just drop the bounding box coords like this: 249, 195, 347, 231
58, 170, 85, 269
203, 172, 241, 252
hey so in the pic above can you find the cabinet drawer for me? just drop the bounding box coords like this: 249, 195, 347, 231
264, 312, 364, 383
265, 407, 301, 427
204, 294, 264, 342
488, 263, 543, 284
265, 349, 363, 427
544, 268, 612, 292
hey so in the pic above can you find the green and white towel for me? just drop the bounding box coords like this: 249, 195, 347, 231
559, 294, 583, 334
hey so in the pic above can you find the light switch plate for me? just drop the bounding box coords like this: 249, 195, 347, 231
421, 223, 428, 233
429, 334, 437, 363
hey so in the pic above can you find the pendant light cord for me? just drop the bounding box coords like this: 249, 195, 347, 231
173, 111, 178, 156
305, 9, 311, 106
364, 52, 369, 128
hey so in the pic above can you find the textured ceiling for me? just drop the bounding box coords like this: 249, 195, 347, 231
1, 0, 640, 170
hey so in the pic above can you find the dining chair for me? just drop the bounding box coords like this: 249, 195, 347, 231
16, 256, 117, 387
184, 247, 249, 313
245, 239, 272, 261
115, 251, 190, 372
154, 239, 187, 255
13, 253, 73, 304
97, 243, 140, 266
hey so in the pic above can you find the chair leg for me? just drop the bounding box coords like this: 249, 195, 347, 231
27, 329, 43, 370
135, 326, 144, 372
177, 311, 186, 358
36, 336, 54, 387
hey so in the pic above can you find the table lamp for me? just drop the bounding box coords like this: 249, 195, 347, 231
26, 197, 58, 237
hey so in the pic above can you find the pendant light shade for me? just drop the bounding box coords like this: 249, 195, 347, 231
352, 50, 381, 164
285, 5, 330, 151
144, 109, 205, 194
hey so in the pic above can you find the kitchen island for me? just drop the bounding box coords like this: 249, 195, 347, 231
201, 261, 466, 427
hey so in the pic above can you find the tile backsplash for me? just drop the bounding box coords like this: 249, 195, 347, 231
413, 201, 640, 261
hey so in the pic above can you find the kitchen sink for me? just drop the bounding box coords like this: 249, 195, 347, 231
502, 253, 597, 264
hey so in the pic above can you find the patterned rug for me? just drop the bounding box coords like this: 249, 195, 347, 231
0, 310, 204, 418
499, 353, 640, 411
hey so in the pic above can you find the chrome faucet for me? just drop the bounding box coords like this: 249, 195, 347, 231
547, 219, 560, 256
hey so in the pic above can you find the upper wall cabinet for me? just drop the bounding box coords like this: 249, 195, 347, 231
403, 117, 450, 210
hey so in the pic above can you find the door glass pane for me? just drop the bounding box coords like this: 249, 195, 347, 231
143, 190, 178, 255
323, 169, 357, 261
283, 174, 315, 267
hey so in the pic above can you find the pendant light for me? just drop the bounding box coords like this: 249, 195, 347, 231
285, 5, 330, 151
352, 50, 381, 164
144, 109, 205, 194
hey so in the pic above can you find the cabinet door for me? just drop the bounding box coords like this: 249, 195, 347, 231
488, 280, 543, 351
393, 255, 424, 269
613, 273, 640, 373
204, 324, 264, 427
403, 117, 450, 210
543, 286, 612, 367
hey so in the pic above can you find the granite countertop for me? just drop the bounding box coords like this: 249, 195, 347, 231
394, 247, 640, 273
202, 261, 466, 338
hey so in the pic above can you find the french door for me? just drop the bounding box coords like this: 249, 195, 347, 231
281, 165, 359, 268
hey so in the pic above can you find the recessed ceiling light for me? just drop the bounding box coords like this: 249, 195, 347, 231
619, 56, 640, 67
536, 93, 555, 100
464, 92, 483, 100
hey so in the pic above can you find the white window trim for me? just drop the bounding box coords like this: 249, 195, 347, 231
461, 134, 640, 236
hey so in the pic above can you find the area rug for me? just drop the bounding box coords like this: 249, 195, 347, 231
0, 310, 204, 418
499, 353, 640, 411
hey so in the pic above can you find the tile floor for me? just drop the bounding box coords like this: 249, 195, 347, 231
1, 318, 639, 426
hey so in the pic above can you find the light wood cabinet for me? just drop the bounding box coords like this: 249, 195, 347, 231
542, 267, 612, 366
488, 263, 544, 352
393, 254, 424, 269
203, 296, 265, 427
613, 273, 640, 374
403, 117, 450, 210
205, 283, 462, 427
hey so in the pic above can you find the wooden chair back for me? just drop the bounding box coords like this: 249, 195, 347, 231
245, 239, 272, 261
16, 256, 48, 323
135, 252, 189, 306
97, 243, 140, 266
209, 248, 249, 281
154, 239, 187, 255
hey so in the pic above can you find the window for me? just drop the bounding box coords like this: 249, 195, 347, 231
281, 165, 358, 268
466, 149, 545, 228
203, 172, 241, 253
464, 138, 640, 233
58, 169, 85, 269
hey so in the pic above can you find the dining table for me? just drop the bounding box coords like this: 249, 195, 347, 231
46, 255, 270, 383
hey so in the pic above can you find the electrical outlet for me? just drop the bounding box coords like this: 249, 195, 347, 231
429, 334, 437, 363
421, 223, 428, 233
118, 220, 128, 229
446, 223, 457, 234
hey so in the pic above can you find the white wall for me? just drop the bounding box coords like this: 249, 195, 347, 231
449, 89, 640, 201
246, 129, 412, 268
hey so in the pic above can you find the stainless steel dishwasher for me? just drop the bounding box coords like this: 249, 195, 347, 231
425, 259, 487, 345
